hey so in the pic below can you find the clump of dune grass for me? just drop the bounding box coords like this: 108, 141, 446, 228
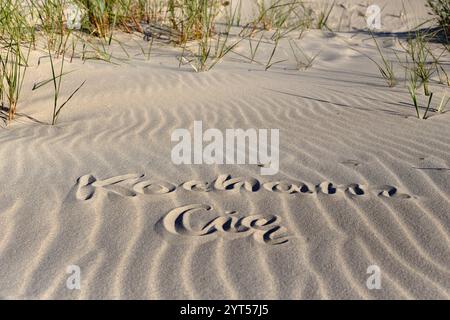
400, 31, 437, 96
248, 31, 265, 63
133, 0, 168, 25
74, 0, 125, 38
252, 0, 333, 34
397, 29, 450, 119
428, 45, 450, 86
255, 0, 282, 30
38, 48, 86, 125
264, 30, 285, 70
289, 39, 319, 70
0, 0, 34, 122
188, 0, 223, 71
408, 70, 434, 119
315, 0, 335, 30
408, 88, 434, 119
353, 33, 401, 88
168, 0, 225, 44
0, 41, 31, 122
357, 33, 396, 87
254, 0, 305, 31
0, 0, 87, 125
405, 64, 449, 119
178, 0, 245, 72
426, 0, 450, 36
29, 0, 67, 54
0, 1, 36, 45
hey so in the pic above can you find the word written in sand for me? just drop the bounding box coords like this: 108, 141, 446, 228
159, 204, 290, 245
171, 121, 279, 175
75, 173, 413, 201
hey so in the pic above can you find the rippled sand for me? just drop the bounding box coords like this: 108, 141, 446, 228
0, 0, 449, 299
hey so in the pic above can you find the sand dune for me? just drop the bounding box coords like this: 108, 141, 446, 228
0, 0, 449, 299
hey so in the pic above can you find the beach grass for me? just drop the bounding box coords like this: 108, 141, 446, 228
426, 0, 450, 36
0, 0, 448, 124
0, 41, 31, 121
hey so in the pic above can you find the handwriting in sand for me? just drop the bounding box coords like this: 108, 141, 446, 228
159, 204, 290, 245
74, 173, 413, 200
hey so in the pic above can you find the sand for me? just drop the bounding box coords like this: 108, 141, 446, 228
0, 0, 449, 299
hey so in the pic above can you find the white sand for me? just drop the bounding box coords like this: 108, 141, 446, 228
0, 0, 449, 299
